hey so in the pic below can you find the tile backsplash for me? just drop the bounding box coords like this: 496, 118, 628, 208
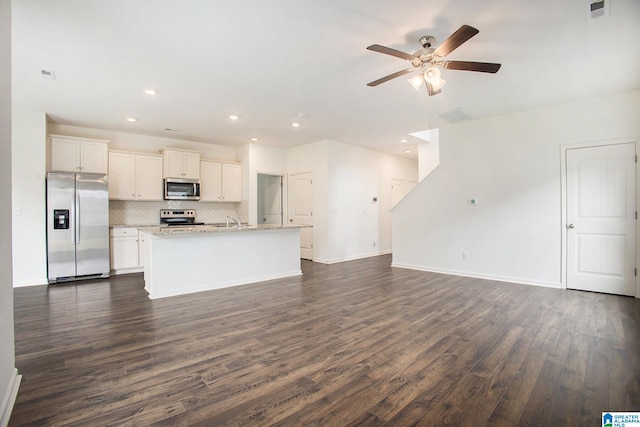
110, 200, 241, 225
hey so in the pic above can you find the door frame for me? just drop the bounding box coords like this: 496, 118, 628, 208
256, 170, 287, 225
560, 138, 639, 297
288, 171, 313, 261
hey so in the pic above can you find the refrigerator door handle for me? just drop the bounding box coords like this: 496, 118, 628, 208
70, 197, 77, 245
75, 194, 81, 244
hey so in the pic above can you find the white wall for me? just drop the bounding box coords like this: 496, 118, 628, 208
418, 128, 439, 181
12, 110, 47, 287
241, 143, 288, 225
287, 141, 329, 260
393, 90, 640, 289
1, 0, 20, 422
288, 139, 417, 263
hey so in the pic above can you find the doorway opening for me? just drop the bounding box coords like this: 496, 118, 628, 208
257, 173, 284, 226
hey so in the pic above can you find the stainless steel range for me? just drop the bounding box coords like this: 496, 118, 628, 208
160, 209, 204, 227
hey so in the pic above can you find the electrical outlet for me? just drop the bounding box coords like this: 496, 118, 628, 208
462, 251, 469, 260
373, 241, 376, 247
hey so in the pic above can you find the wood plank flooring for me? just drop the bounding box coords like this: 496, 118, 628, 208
9, 255, 640, 426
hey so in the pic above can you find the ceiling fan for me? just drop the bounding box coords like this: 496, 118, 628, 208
366, 25, 501, 95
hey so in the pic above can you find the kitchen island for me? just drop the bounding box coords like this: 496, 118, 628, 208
138, 224, 308, 299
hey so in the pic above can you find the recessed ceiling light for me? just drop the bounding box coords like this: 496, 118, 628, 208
229, 114, 239, 120
400, 139, 407, 143
250, 137, 258, 142
143, 89, 157, 95
291, 122, 300, 127
404, 149, 412, 154
126, 117, 137, 122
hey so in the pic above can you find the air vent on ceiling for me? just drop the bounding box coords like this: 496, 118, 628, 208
588, 0, 608, 19
438, 108, 473, 123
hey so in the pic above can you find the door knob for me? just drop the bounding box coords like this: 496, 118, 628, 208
289, 219, 293, 222
566, 224, 575, 229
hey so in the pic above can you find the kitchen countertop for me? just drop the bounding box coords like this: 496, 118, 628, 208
110, 222, 247, 229
137, 224, 311, 236
111, 223, 159, 228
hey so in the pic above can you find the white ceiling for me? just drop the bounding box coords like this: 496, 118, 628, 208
11, 0, 640, 158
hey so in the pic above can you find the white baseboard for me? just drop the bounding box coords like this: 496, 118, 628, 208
391, 262, 562, 289
1, 368, 21, 427
314, 250, 392, 265
111, 268, 143, 275
12, 279, 47, 287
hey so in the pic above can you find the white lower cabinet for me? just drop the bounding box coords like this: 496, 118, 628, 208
110, 228, 143, 272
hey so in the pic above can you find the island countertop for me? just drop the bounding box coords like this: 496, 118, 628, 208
137, 224, 310, 236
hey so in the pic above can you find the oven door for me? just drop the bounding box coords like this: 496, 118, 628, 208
164, 179, 201, 200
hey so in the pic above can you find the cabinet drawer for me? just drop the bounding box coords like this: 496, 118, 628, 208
110, 227, 138, 237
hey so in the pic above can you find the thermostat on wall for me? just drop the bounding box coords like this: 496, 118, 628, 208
469, 198, 479, 205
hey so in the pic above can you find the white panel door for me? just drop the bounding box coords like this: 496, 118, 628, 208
566, 142, 636, 295
289, 172, 313, 260
390, 179, 405, 208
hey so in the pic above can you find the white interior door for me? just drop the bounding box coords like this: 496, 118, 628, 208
566, 142, 636, 296
390, 179, 405, 208
289, 172, 313, 260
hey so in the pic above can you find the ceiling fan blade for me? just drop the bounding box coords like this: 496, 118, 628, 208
444, 61, 501, 73
433, 25, 479, 57
367, 69, 414, 87
426, 82, 441, 96
366, 44, 417, 61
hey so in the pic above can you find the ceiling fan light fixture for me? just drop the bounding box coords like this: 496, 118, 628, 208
408, 74, 424, 91
430, 77, 446, 91
423, 67, 441, 83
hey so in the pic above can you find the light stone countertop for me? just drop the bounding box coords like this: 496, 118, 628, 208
137, 224, 311, 236
110, 223, 160, 228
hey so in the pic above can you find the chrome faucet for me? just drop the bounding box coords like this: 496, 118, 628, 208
226, 215, 242, 227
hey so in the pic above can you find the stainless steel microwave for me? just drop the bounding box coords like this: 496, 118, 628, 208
164, 178, 201, 200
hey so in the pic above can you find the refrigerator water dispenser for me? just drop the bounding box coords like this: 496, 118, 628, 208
53, 209, 69, 229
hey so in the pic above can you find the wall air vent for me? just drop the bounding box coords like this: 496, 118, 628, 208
588, 0, 609, 19
438, 108, 473, 123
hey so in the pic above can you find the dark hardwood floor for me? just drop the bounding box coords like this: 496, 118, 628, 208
10, 255, 640, 426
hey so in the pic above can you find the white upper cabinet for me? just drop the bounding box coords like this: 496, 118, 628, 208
50, 135, 109, 174
109, 151, 163, 201
108, 152, 136, 199
200, 161, 242, 202
163, 149, 200, 179
136, 155, 163, 200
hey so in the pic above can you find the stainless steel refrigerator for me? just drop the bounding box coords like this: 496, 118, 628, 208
46, 172, 110, 283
